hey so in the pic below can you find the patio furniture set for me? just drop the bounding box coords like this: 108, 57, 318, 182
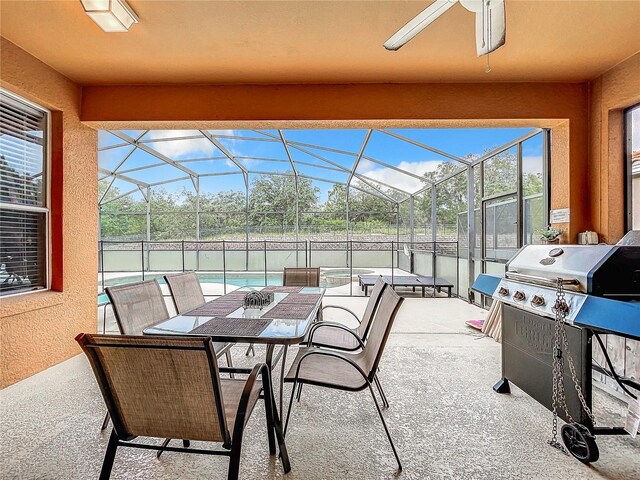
79, 269, 404, 479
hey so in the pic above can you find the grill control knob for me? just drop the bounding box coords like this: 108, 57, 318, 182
531, 295, 546, 307
552, 299, 570, 315
498, 287, 510, 297
514, 291, 526, 302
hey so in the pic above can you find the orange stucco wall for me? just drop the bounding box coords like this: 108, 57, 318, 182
0, 38, 98, 388
588, 53, 640, 244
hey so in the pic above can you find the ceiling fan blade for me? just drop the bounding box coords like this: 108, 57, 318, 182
475, 0, 505, 56
459, 0, 483, 14
384, 0, 459, 51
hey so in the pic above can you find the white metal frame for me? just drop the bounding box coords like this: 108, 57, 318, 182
98, 127, 550, 298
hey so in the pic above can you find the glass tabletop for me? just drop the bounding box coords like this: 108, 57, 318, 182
143, 286, 325, 344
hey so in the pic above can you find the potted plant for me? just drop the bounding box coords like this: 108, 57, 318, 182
541, 226, 563, 244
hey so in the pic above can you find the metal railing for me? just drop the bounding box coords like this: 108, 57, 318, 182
98, 239, 459, 297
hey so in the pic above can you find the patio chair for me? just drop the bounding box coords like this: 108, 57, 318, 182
283, 267, 320, 287
164, 271, 206, 314
76, 333, 290, 480
102, 279, 233, 435
298, 276, 390, 406
309, 276, 387, 351
164, 272, 235, 372
283, 287, 404, 470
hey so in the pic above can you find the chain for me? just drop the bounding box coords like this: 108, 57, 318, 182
548, 278, 597, 453
549, 279, 569, 452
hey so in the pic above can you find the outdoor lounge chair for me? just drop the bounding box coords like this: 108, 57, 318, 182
164, 272, 235, 372
102, 279, 233, 435
76, 333, 289, 480
283, 287, 404, 470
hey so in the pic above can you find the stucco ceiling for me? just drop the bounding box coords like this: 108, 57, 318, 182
1, 0, 639, 85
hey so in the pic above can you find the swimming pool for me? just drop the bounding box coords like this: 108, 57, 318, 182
98, 268, 374, 304
98, 273, 282, 304
103, 272, 284, 289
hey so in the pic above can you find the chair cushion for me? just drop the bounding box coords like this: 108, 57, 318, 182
284, 347, 368, 391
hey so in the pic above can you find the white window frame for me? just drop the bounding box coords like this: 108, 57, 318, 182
0, 88, 51, 297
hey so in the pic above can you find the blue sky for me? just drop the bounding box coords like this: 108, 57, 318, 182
99, 128, 542, 204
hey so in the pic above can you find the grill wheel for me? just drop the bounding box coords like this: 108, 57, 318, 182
561, 423, 599, 463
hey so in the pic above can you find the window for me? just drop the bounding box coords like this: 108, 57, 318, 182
626, 105, 640, 231
0, 90, 49, 296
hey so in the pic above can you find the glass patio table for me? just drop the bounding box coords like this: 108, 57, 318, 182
143, 286, 325, 416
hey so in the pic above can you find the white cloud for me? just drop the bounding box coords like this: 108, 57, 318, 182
357, 159, 442, 193
144, 130, 237, 159
522, 155, 543, 176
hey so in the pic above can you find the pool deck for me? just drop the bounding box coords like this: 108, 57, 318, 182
5, 296, 639, 479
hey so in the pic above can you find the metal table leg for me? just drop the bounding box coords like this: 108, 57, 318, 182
265, 344, 288, 420
279, 345, 288, 415
102, 305, 108, 333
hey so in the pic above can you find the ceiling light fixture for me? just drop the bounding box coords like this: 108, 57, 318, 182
80, 0, 139, 33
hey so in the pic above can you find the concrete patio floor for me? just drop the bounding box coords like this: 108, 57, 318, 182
1, 297, 639, 479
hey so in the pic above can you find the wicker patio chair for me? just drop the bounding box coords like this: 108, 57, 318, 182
102, 279, 232, 434
283, 287, 404, 470
164, 272, 235, 372
76, 333, 289, 480
283, 267, 320, 287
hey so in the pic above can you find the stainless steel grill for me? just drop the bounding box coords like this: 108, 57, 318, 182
472, 231, 640, 464
489, 242, 640, 325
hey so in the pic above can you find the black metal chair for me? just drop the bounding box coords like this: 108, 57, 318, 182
76, 333, 289, 480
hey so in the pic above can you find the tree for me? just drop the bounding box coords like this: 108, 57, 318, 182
414, 159, 469, 239
98, 181, 146, 240
248, 173, 319, 229
323, 182, 397, 235
148, 188, 195, 240
183, 189, 247, 238
523, 172, 543, 196
482, 151, 517, 197
324, 184, 347, 213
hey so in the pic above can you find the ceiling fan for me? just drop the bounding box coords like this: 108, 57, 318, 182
384, 0, 506, 56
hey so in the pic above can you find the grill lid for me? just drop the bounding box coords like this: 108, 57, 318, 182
505, 245, 616, 293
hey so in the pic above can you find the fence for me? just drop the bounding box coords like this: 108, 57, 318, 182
98, 239, 459, 297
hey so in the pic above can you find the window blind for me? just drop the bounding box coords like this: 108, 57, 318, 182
0, 91, 48, 296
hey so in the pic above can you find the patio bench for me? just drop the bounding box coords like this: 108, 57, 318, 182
358, 275, 453, 298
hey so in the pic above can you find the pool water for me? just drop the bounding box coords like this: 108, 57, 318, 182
98, 273, 283, 304
98, 269, 372, 304
103, 272, 284, 289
